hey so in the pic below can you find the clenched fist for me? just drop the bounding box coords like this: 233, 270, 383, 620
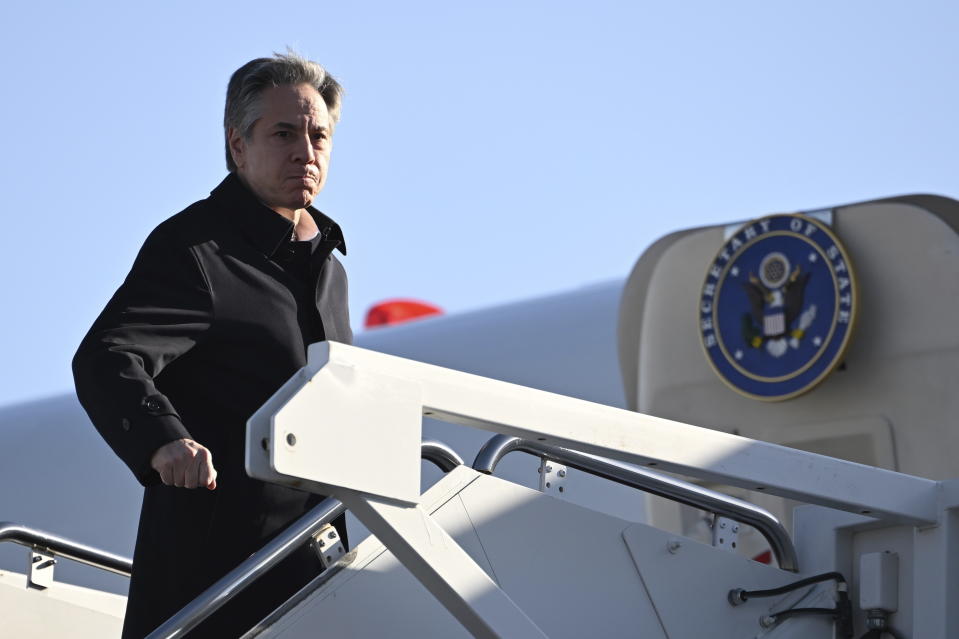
150, 438, 218, 490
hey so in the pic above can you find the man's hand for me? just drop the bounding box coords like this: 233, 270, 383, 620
150, 439, 218, 490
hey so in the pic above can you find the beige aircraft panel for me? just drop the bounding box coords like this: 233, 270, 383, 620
619, 195, 959, 481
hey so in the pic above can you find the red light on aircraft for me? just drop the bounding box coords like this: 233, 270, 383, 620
364, 299, 443, 329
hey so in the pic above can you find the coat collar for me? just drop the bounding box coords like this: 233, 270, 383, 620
209, 173, 347, 258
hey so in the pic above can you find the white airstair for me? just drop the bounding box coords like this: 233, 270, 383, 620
7, 342, 952, 638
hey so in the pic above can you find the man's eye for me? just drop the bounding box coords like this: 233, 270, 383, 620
275, 131, 290, 139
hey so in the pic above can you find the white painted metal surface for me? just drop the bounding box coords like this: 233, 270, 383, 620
337, 487, 547, 638
251, 341, 939, 526
622, 523, 835, 637
260, 467, 842, 638
243, 341, 959, 637
792, 478, 959, 637
259, 468, 667, 638
0, 569, 125, 638
248, 361, 423, 504
859, 551, 898, 612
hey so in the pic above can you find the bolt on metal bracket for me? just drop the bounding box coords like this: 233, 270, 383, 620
311, 524, 346, 569
711, 515, 740, 552
27, 547, 56, 590
538, 458, 568, 496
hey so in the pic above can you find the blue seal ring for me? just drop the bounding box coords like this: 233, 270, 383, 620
699, 214, 858, 401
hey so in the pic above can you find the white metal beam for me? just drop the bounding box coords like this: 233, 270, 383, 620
275, 342, 939, 525
336, 487, 548, 639
911, 480, 959, 638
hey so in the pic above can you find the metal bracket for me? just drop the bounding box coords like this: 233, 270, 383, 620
311, 524, 346, 569
27, 547, 56, 590
538, 458, 568, 496
711, 515, 740, 552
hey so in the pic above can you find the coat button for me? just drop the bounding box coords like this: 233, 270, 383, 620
121, 418, 131, 431
145, 398, 161, 412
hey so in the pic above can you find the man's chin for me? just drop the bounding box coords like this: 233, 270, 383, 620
282, 189, 316, 211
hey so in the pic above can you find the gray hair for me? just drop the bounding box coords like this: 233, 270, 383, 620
224, 51, 343, 172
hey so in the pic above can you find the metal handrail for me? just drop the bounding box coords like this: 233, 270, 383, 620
148, 439, 465, 639
0, 440, 461, 586
148, 497, 346, 639
472, 434, 799, 572
0, 521, 133, 576
420, 439, 466, 472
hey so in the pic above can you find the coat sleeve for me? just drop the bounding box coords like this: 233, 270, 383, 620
73, 228, 214, 486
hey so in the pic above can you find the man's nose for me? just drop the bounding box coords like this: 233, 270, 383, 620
292, 134, 316, 164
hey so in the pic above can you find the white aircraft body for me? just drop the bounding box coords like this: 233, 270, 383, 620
2, 193, 957, 637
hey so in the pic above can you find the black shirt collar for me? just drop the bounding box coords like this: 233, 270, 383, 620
209, 173, 347, 258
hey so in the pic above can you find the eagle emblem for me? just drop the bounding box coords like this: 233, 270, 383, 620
741, 253, 815, 358
699, 213, 858, 401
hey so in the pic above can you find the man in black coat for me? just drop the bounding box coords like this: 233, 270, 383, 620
73, 52, 351, 637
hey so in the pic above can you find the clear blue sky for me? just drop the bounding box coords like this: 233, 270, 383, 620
1, 1, 957, 406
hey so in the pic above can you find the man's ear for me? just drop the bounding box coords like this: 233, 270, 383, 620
228, 127, 246, 170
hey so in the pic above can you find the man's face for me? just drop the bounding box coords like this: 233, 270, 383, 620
229, 83, 333, 217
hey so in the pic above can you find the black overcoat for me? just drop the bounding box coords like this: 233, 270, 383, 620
73, 174, 351, 637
